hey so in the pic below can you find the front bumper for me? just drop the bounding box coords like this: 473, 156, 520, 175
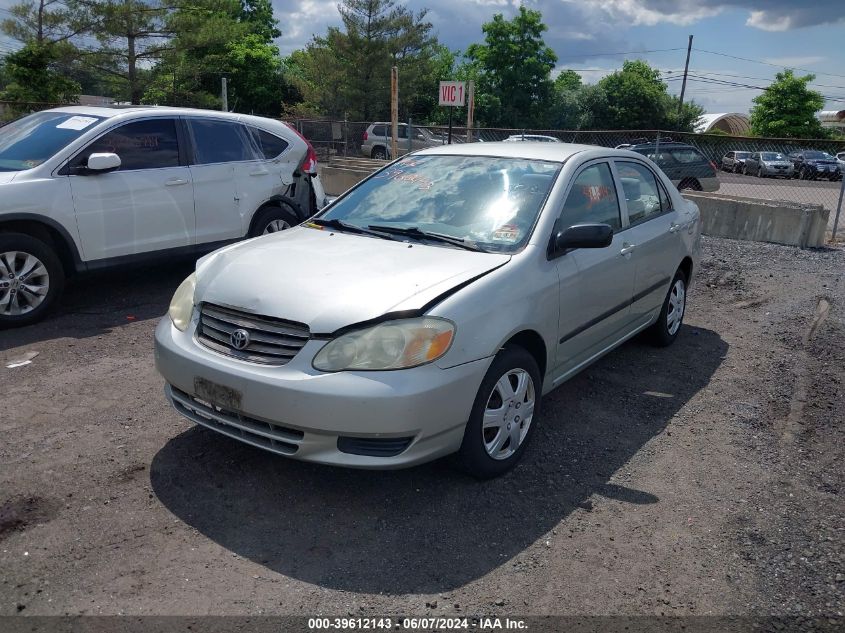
154, 317, 491, 468
762, 165, 793, 177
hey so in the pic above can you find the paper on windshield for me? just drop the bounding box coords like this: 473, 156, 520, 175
56, 116, 98, 131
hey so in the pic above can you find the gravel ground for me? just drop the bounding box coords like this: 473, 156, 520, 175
0, 236, 842, 624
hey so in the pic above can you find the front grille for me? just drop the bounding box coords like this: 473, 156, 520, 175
337, 436, 414, 457
197, 303, 310, 365
169, 386, 303, 455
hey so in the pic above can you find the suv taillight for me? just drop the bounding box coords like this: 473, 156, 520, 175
285, 123, 318, 175
363, 130, 368, 141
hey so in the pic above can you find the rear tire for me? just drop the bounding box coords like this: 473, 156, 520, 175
249, 205, 299, 237
371, 147, 388, 160
678, 178, 702, 191
648, 269, 687, 347
455, 346, 542, 479
0, 233, 65, 328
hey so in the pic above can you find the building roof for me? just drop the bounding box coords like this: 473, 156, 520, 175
695, 113, 751, 135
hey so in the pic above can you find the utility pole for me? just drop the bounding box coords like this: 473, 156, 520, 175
390, 66, 399, 159
221, 77, 228, 112
677, 34, 693, 122
466, 81, 475, 143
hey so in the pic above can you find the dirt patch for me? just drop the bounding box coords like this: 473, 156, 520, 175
0, 496, 59, 542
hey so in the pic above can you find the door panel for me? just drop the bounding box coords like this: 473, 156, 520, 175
552, 162, 636, 377
615, 161, 680, 321
68, 118, 194, 260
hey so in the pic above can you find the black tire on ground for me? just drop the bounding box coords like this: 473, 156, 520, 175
734, 164, 741, 173
647, 268, 687, 348
678, 178, 702, 191
371, 147, 388, 160
455, 345, 542, 479
249, 205, 300, 238
0, 232, 65, 329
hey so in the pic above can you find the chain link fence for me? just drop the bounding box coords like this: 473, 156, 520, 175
293, 118, 845, 240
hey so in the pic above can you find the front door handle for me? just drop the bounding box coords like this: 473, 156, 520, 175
165, 178, 188, 186
620, 243, 636, 256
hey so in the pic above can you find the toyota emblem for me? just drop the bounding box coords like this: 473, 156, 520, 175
230, 328, 250, 350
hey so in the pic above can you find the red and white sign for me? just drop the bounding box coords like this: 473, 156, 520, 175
439, 81, 466, 107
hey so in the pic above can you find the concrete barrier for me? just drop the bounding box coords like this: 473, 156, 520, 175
318, 157, 385, 196
682, 192, 830, 248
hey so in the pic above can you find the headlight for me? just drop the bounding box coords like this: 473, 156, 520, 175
168, 272, 197, 332
313, 317, 455, 371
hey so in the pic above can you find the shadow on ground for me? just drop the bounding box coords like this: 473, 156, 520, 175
151, 326, 727, 594
0, 259, 195, 351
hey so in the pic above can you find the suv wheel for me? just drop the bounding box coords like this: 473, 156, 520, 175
0, 233, 65, 328
455, 345, 541, 479
250, 205, 299, 237
371, 147, 388, 160
678, 178, 702, 191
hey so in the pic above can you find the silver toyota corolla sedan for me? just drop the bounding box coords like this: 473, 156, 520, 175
155, 143, 701, 478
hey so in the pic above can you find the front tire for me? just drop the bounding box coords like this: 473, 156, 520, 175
249, 205, 299, 237
648, 269, 687, 347
0, 233, 65, 328
456, 346, 541, 479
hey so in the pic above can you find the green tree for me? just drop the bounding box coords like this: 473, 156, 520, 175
290, 0, 437, 121
554, 69, 581, 92
581, 60, 702, 131
749, 70, 827, 138
465, 6, 556, 127
0, 41, 81, 103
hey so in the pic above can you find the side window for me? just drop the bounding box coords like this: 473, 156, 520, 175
248, 127, 289, 160
397, 126, 408, 139
371, 125, 386, 137
558, 162, 621, 230
188, 119, 257, 164
615, 161, 664, 224
73, 118, 179, 171
669, 148, 704, 164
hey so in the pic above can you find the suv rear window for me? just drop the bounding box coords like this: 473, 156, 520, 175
248, 127, 289, 159
669, 149, 705, 163
188, 119, 257, 164
371, 125, 386, 137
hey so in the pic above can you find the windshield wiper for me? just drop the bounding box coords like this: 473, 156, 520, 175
310, 217, 395, 240
367, 225, 487, 252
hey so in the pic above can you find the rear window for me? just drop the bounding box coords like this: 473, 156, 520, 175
371, 125, 387, 137
248, 127, 289, 159
188, 119, 257, 164
669, 148, 705, 163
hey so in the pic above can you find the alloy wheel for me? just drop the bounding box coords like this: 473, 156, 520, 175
666, 278, 686, 336
0, 251, 50, 316
262, 219, 291, 234
482, 368, 536, 460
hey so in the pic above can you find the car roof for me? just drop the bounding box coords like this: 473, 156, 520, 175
415, 141, 610, 162
44, 105, 281, 123
629, 141, 696, 150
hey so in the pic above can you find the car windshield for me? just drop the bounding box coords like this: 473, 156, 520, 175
761, 152, 785, 160
317, 155, 561, 253
735, 152, 750, 158
804, 151, 833, 159
0, 111, 104, 172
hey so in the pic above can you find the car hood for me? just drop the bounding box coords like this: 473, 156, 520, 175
0, 172, 18, 185
195, 226, 511, 333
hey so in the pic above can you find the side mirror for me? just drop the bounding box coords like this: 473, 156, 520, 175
86, 153, 121, 173
551, 223, 613, 256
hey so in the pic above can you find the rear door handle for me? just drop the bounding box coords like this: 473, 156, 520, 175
250, 169, 269, 176
620, 244, 636, 256
669, 222, 680, 233
165, 178, 188, 186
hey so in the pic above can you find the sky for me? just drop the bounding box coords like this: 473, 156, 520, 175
1, 0, 844, 115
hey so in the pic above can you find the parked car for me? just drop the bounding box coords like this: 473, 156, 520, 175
721, 150, 751, 173
361, 123, 444, 159
788, 150, 842, 181
628, 141, 719, 192
0, 106, 326, 327
743, 151, 794, 178
836, 151, 845, 172
155, 142, 701, 478
502, 134, 562, 143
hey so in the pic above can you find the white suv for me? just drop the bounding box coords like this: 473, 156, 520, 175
0, 106, 326, 327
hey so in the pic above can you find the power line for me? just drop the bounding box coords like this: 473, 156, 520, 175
693, 48, 845, 80
555, 47, 684, 61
